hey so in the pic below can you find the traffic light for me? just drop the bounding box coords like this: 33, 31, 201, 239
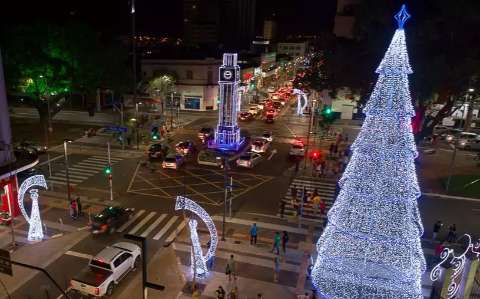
151, 127, 159, 140
104, 165, 112, 175
322, 105, 332, 116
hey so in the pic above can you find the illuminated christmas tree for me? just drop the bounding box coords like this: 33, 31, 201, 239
312, 5, 425, 299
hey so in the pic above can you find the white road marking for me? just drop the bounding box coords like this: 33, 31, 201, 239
47, 180, 77, 186
74, 163, 104, 170
56, 172, 91, 179
153, 216, 178, 240
128, 211, 157, 234
65, 250, 93, 260
49, 176, 83, 183
165, 219, 187, 244
140, 214, 167, 237
93, 156, 123, 161
61, 167, 98, 174
117, 210, 146, 232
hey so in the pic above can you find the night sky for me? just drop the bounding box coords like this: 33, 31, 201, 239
0, 0, 336, 38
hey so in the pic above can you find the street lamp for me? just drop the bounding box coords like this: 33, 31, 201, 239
63, 139, 72, 204
468, 88, 475, 93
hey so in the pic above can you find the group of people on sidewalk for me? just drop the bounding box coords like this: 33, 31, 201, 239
432, 220, 458, 264
284, 186, 327, 221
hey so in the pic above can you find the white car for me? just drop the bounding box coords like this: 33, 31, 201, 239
261, 131, 273, 142
197, 150, 222, 167
236, 152, 263, 168
162, 154, 185, 169
248, 106, 259, 116
70, 242, 141, 297
456, 133, 480, 150
267, 87, 275, 93
251, 139, 270, 153
289, 142, 305, 157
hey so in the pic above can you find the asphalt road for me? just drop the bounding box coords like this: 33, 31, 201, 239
8, 106, 480, 299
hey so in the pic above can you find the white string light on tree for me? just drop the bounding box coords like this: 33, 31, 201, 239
311, 5, 426, 299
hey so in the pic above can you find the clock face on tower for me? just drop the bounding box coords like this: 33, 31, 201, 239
220, 67, 237, 82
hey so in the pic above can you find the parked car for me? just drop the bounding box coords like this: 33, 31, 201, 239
15, 141, 47, 154
265, 114, 274, 124
267, 86, 276, 93
162, 154, 185, 169
289, 141, 305, 157
456, 133, 480, 150
175, 141, 195, 155
443, 128, 463, 142
198, 127, 214, 142
248, 106, 259, 116
197, 150, 221, 167
262, 131, 273, 142
70, 242, 141, 297
236, 152, 263, 168
251, 139, 270, 153
239, 112, 253, 121
147, 143, 169, 159
90, 206, 135, 234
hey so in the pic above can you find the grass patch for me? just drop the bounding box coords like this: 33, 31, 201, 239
440, 175, 480, 198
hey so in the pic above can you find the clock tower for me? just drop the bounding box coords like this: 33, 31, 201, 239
213, 53, 242, 150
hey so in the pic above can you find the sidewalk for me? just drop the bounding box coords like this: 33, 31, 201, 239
0, 230, 90, 298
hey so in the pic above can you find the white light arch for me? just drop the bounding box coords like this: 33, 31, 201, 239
175, 195, 218, 276
292, 88, 308, 115
17, 174, 47, 241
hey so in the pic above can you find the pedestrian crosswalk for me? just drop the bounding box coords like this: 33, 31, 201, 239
47, 155, 124, 187
278, 177, 337, 223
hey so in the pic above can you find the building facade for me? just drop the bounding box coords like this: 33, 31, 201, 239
141, 58, 222, 111
333, 0, 360, 39
277, 42, 307, 58
182, 0, 256, 50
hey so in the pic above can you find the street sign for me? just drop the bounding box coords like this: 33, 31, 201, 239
105, 126, 128, 133
0, 249, 13, 276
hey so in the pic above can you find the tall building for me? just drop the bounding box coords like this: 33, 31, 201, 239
183, 0, 256, 50
262, 19, 277, 41
333, 0, 360, 39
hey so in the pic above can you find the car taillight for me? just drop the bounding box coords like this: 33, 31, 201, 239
95, 288, 100, 295
101, 224, 108, 231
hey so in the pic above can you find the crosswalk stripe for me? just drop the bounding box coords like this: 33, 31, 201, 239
291, 180, 336, 190
93, 156, 123, 161
78, 160, 108, 166
47, 180, 77, 186
128, 211, 157, 234
49, 176, 83, 183
141, 214, 167, 237
211, 215, 308, 235
117, 210, 146, 232
85, 157, 119, 163
75, 163, 104, 170
56, 172, 91, 179
153, 216, 178, 240
165, 219, 187, 243
64, 168, 98, 174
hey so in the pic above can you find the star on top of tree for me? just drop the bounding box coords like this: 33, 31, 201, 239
395, 4, 411, 29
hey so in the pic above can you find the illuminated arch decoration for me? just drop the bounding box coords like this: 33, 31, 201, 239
18, 175, 48, 241
175, 195, 217, 276
292, 88, 308, 116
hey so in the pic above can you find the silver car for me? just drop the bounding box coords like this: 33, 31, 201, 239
456, 133, 480, 150
236, 152, 263, 168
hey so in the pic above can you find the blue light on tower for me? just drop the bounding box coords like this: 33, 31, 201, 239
211, 53, 243, 151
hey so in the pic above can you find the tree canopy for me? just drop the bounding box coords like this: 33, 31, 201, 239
1, 21, 130, 115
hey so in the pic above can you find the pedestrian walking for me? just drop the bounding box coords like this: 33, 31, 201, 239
329, 143, 334, 156
273, 256, 280, 282
272, 232, 281, 255
312, 193, 321, 215
250, 223, 258, 245
319, 199, 326, 216
309, 290, 318, 299
282, 231, 289, 254
432, 220, 443, 241
225, 255, 236, 281
333, 143, 338, 156
76, 196, 82, 217
280, 200, 286, 218
228, 286, 238, 299
206, 240, 215, 270
216, 286, 226, 299
303, 187, 309, 203
291, 185, 298, 201
447, 224, 457, 243
70, 200, 78, 220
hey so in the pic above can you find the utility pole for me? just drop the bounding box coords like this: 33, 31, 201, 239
221, 156, 228, 241
131, 0, 139, 150
304, 98, 316, 169
107, 142, 113, 201
63, 139, 72, 205
445, 143, 457, 193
